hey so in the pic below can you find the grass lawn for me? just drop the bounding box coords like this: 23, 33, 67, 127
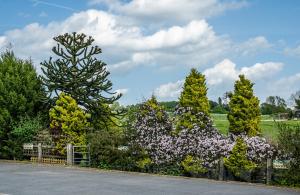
211, 114, 300, 141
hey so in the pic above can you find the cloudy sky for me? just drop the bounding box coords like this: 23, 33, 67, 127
1, 0, 300, 105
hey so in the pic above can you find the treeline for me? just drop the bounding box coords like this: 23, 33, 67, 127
159, 94, 300, 116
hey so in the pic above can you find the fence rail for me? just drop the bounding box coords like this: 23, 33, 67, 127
23, 143, 90, 167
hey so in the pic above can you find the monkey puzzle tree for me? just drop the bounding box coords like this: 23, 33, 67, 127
40, 32, 121, 128
228, 75, 261, 136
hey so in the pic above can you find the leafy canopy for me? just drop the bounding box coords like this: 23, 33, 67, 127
0, 51, 45, 158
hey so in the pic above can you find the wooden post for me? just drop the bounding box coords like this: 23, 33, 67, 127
219, 157, 224, 181
266, 158, 272, 185
38, 143, 42, 163
67, 144, 73, 166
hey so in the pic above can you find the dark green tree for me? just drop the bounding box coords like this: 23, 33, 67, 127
228, 75, 261, 136
179, 68, 210, 115
0, 51, 46, 158
260, 96, 287, 115
40, 32, 122, 128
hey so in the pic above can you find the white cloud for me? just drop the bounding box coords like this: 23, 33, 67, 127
0, 9, 230, 73
204, 59, 283, 86
154, 80, 184, 99
240, 62, 283, 80
115, 88, 129, 95
284, 45, 300, 57
237, 36, 272, 56
91, 0, 248, 25
203, 59, 238, 85
155, 59, 284, 99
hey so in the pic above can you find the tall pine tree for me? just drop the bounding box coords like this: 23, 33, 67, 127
228, 75, 261, 136
40, 32, 121, 128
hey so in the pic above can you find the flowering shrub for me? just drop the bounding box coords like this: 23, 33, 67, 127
133, 100, 277, 172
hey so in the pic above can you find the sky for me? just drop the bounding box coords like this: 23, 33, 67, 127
0, 0, 300, 105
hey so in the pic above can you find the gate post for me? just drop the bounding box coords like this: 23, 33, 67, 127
218, 157, 224, 181
38, 143, 42, 163
266, 158, 273, 185
67, 144, 73, 166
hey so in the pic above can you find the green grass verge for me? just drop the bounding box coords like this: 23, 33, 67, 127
211, 114, 300, 141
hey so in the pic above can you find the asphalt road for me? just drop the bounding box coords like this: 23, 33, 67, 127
0, 161, 299, 195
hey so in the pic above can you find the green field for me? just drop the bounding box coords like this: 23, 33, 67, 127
211, 114, 300, 141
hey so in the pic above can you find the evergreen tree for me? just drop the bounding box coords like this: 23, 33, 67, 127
40, 32, 121, 128
228, 75, 261, 136
49, 92, 90, 154
224, 138, 256, 178
0, 51, 46, 158
179, 68, 210, 115
176, 68, 210, 131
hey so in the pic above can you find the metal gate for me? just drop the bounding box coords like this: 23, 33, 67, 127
72, 145, 91, 167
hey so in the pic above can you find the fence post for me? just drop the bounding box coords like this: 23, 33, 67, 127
67, 144, 73, 166
218, 157, 224, 181
38, 143, 42, 163
266, 158, 272, 185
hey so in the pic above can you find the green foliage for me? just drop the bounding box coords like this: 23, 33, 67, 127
177, 69, 210, 131
224, 138, 256, 178
12, 116, 43, 143
277, 124, 300, 186
40, 32, 122, 129
228, 75, 261, 136
179, 68, 210, 115
181, 155, 207, 175
136, 157, 152, 170
0, 51, 46, 159
49, 92, 90, 154
88, 130, 143, 171
261, 96, 287, 115
159, 101, 178, 112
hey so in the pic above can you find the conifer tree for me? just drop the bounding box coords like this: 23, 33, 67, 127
40, 32, 121, 128
179, 68, 210, 115
224, 138, 256, 178
228, 75, 261, 136
176, 68, 210, 131
49, 92, 90, 154
0, 51, 45, 158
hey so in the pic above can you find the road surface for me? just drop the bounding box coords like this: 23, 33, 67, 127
0, 161, 298, 195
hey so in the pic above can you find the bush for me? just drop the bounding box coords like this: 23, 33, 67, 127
12, 115, 44, 143
277, 124, 300, 186
181, 155, 207, 176
224, 138, 256, 180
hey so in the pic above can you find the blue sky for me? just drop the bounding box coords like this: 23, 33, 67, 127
1, 0, 300, 105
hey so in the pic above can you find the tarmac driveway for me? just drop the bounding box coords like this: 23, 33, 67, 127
0, 161, 299, 195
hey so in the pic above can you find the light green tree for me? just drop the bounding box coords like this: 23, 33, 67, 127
228, 75, 261, 136
176, 68, 210, 131
179, 68, 210, 115
49, 92, 90, 154
224, 138, 256, 178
